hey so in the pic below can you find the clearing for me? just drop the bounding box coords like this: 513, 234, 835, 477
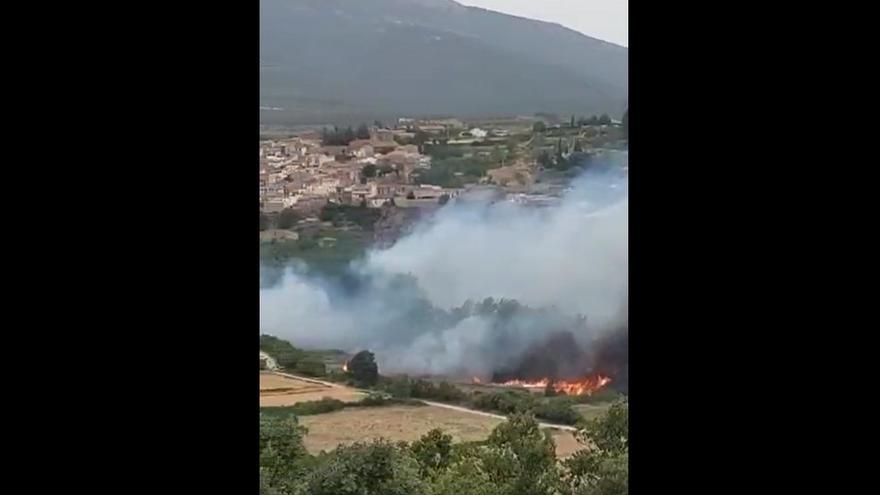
259, 372, 365, 406
297, 404, 585, 458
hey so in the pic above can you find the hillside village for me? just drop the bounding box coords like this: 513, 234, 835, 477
260, 121, 460, 215
260, 116, 625, 215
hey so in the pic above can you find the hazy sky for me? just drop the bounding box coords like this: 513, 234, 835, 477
458, 0, 628, 47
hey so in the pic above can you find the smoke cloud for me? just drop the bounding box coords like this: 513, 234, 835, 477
260, 160, 628, 380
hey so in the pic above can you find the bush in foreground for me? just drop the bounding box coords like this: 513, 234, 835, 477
259, 402, 628, 495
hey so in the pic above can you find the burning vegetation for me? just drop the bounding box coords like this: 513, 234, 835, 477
490, 374, 612, 396
481, 328, 627, 395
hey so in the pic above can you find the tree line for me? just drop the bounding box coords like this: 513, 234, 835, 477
260, 403, 628, 495
263, 336, 618, 428
532, 113, 616, 133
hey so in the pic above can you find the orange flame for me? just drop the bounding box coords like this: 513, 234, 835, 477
497, 375, 611, 395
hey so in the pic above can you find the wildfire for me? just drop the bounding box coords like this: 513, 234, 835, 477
342, 362, 349, 373
495, 375, 612, 396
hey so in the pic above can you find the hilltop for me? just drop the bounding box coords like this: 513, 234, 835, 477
260, 0, 628, 124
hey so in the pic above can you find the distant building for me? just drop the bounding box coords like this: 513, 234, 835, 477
370, 127, 395, 143
411, 185, 444, 200
347, 140, 374, 158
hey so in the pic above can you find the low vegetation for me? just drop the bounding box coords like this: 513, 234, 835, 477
260, 335, 346, 377
260, 402, 629, 495
259, 229, 371, 277
262, 329, 623, 427
375, 375, 606, 427
416, 144, 510, 187
318, 203, 382, 230
262, 394, 425, 418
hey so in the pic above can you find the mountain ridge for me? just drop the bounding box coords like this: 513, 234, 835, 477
260, 0, 627, 124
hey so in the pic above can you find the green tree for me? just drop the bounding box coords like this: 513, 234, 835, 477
534, 397, 581, 425
411, 429, 453, 477
583, 400, 628, 456
259, 415, 311, 492
482, 413, 560, 495
570, 115, 576, 128
348, 350, 379, 387
305, 440, 426, 495
598, 113, 612, 125
277, 208, 300, 230
361, 164, 378, 179
563, 400, 629, 495
294, 357, 326, 377
533, 121, 546, 133
260, 213, 270, 232
429, 459, 502, 495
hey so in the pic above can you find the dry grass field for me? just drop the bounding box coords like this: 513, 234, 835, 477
259, 372, 365, 406
297, 404, 585, 458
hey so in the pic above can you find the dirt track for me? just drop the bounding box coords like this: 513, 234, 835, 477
266, 372, 578, 431
259, 372, 364, 406
298, 405, 584, 457
261, 372, 585, 457
421, 401, 578, 432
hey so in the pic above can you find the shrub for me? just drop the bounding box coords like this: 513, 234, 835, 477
575, 387, 621, 405
348, 350, 379, 387
534, 397, 581, 425
294, 358, 326, 377
276, 208, 300, 229
304, 440, 426, 495
285, 398, 346, 416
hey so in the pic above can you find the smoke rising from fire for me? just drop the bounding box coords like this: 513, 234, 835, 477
260, 161, 628, 382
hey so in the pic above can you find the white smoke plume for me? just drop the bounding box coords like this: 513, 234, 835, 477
260, 164, 628, 377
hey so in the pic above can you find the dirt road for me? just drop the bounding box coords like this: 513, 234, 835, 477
421, 400, 578, 432
271, 372, 579, 432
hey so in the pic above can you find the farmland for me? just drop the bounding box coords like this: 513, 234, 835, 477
259, 371, 589, 458
290, 404, 584, 458
259, 372, 365, 407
